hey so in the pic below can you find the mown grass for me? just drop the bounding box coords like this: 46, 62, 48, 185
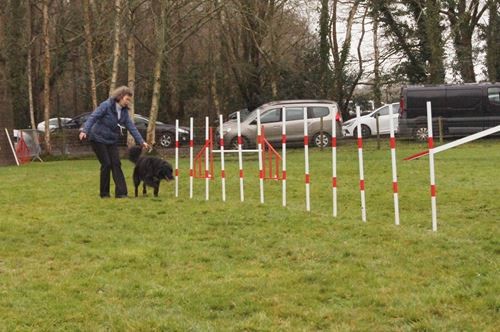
0, 139, 499, 331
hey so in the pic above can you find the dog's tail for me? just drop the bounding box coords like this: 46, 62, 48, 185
128, 146, 143, 164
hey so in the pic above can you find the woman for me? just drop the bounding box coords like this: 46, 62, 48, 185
79, 86, 149, 198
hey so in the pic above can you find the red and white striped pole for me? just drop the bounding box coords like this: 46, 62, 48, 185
389, 104, 400, 225
236, 111, 245, 202
282, 106, 287, 207
205, 116, 210, 201
219, 114, 226, 202
356, 106, 367, 222
257, 109, 264, 204
332, 108, 338, 217
303, 107, 311, 212
175, 119, 179, 197
427, 101, 438, 231
189, 117, 194, 199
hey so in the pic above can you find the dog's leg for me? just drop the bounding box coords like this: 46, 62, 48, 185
133, 168, 140, 197
153, 181, 160, 197
143, 183, 147, 196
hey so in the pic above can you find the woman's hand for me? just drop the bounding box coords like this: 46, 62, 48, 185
142, 142, 151, 151
79, 132, 87, 141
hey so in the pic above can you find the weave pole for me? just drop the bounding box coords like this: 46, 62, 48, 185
219, 114, 226, 202
332, 108, 337, 217
189, 117, 194, 199
257, 109, 264, 204
427, 102, 438, 231
356, 106, 367, 222
282, 107, 287, 207
175, 119, 179, 197
303, 107, 311, 212
5, 128, 20, 166
236, 111, 244, 202
389, 104, 400, 225
205, 116, 210, 201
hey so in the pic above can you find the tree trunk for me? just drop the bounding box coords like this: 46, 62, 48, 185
126, 1, 136, 147
319, 0, 330, 98
146, 1, 167, 146
42, 0, 51, 154
27, 0, 36, 130
372, 13, 382, 107
109, 0, 122, 95
83, 0, 98, 110
425, 0, 445, 84
486, 0, 499, 82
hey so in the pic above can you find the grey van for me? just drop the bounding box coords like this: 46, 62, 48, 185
399, 83, 500, 140
219, 100, 343, 149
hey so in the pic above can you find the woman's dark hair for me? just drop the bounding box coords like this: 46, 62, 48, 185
110, 86, 133, 101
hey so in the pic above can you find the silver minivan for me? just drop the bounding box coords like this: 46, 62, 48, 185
219, 100, 343, 149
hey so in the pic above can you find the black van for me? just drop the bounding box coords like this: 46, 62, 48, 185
399, 83, 500, 140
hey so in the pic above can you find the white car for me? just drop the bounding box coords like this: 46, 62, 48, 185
37, 117, 72, 132
342, 103, 400, 137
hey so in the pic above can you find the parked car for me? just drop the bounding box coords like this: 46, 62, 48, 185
219, 100, 343, 149
342, 103, 400, 137
399, 83, 500, 141
65, 112, 189, 148
37, 117, 72, 132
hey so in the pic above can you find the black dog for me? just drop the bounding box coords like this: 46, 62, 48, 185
128, 146, 174, 197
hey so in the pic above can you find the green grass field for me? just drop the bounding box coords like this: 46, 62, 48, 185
1, 140, 499, 331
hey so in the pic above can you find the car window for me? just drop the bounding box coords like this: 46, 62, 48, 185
260, 108, 281, 123
378, 106, 389, 116
285, 108, 304, 121
488, 87, 500, 105
308, 107, 330, 118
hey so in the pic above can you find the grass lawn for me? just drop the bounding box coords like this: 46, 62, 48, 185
0, 139, 499, 331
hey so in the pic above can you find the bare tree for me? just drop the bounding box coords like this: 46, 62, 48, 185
42, 0, 52, 153
83, 0, 98, 109
146, 0, 168, 146
443, 0, 488, 82
109, 0, 123, 95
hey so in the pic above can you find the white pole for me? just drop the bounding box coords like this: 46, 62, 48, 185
237, 111, 245, 202
5, 128, 20, 166
427, 101, 438, 231
332, 107, 337, 217
356, 106, 367, 222
257, 109, 264, 204
282, 107, 287, 207
189, 117, 194, 199
175, 119, 179, 197
303, 107, 310, 212
205, 116, 210, 201
219, 114, 226, 202
389, 104, 400, 225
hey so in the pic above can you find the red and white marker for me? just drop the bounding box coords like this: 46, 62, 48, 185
332, 108, 338, 217
427, 102, 438, 231
189, 117, 194, 199
236, 111, 245, 202
219, 114, 226, 202
356, 106, 367, 222
389, 104, 400, 225
282, 107, 287, 207
303, 107, 311, 212
205, 116, 210, 201
257, 109, 264, 204
175, 119, 179, 197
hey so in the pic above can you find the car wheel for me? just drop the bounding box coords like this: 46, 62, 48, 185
413, 126, 428, 142
159, 132, 174, 148
230, 136, 250, 150
353, 125, 372, 138
312, 132, 331, 148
